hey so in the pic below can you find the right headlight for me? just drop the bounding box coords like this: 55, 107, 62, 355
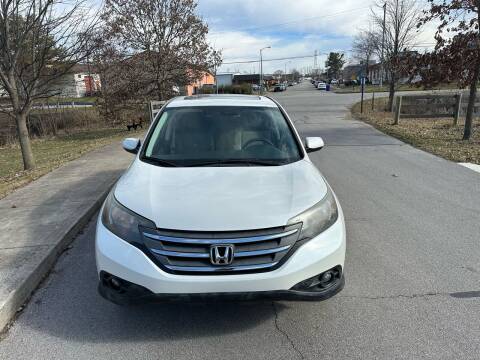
101, 190, 156, 244
287, 186, 338, 240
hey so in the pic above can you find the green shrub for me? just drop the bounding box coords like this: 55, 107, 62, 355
218, 84, 252, 95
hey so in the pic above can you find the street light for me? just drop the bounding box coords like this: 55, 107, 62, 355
259, 46, 271, 95
284, 61, 292, 83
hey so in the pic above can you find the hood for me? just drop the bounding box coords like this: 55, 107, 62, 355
114, 158, 327, 231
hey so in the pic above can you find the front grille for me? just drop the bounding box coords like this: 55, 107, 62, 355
141, 225, 302, 275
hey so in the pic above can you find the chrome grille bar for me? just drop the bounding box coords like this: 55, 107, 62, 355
163, 261, 279, 273
149, 244, 292, 259
234, 245, 291, 258
143, 228, 298, 245
150, 248, 209, 258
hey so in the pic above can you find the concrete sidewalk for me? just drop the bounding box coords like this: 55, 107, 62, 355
0, 141, 134, 332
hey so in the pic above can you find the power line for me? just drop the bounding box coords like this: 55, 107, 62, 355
222, 51, 338, 63
208, 6, 370, 37
222, 54, 327, 65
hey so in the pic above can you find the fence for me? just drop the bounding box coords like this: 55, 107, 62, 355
392, 93, 480, 125
0, 100, 150, 146
149, 100, 167, 122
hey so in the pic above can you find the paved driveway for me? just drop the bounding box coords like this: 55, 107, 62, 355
1, 83, 479, 359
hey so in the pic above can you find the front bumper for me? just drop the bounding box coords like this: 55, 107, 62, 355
98, 270, 345, 305
95, 207, 346, 299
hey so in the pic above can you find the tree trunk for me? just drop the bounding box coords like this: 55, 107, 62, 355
388, 71, 395, 112
463, 73, 478, 140
16, 113, 36, 170
464, 5, 480, 140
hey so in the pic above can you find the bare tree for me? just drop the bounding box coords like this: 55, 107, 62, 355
291, 69, 301, 82
0, 0, 99, 170
101, 0, 216, 101
273, 70, 284, 81
352, 29, 378, 80
210, 48, 222, 93
371, 0, 421, 111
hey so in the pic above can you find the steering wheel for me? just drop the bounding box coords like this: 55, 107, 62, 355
243, 138, 275, 150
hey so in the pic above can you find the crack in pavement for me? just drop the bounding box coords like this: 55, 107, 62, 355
339, 290, 480, 300
271, 302, 305, 360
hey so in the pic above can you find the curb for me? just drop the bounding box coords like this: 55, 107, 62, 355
0, 187, 111, 334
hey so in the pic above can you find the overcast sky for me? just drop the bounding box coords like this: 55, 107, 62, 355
197, 0, 436, 75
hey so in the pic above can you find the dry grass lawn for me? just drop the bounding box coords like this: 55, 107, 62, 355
351, 98, 480, 164
0, 128, 141, 199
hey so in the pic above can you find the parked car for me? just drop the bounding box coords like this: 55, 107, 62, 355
317, 82, 327, 90
330, 79, 338, 85
273, 84, 283, 92
344, 80, 358, 86
252, 84, 260, 91
96, 94, 346, 304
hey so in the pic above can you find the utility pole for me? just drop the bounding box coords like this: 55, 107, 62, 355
259, 46, 271, 95
380, 2, 386, 88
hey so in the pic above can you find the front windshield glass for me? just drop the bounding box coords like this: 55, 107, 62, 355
143, 106, 302, 167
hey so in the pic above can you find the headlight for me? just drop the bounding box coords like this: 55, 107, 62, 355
287, 186, 338, 240
101, 190, 156, 243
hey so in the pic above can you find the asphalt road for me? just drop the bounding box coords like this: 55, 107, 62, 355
1, 83, 479, 359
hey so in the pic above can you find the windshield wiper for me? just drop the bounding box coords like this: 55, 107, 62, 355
186, 159, 284, 167
143, 157, 179, 167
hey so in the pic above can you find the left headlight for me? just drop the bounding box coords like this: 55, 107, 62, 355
101, 190, 156, 243
287, 186, 338, 240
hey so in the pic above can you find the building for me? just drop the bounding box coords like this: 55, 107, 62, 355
0, 63, 102, 99
216, 73, 235, 87
343, 60, 380, 83
232, 74, 275, 87
185, 71, 215, 96
368, 63, 383, 85
342, 64, 365, 82
50, 64, 101, 98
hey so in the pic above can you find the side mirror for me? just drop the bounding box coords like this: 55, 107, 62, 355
122, 138, 141, 154
305, 137, 324, 153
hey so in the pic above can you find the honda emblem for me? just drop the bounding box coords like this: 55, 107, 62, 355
210, 244, 234, 265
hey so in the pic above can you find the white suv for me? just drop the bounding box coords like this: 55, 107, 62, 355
96, 94, 346, 304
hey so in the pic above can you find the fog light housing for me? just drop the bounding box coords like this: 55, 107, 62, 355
291, 266, 342, 292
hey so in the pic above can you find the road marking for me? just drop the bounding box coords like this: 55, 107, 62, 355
458, 163, 480, 174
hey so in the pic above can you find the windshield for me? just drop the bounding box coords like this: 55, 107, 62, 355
142, 106, 302, 167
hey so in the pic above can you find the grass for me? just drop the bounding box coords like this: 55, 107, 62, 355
0, 127, 142, 199
351, 97, 480, 164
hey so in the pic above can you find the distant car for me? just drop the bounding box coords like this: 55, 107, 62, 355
330, 79, 338, 85
252, 84, 260, 91
273, 84, 284, 92
317, 82, 327, 90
